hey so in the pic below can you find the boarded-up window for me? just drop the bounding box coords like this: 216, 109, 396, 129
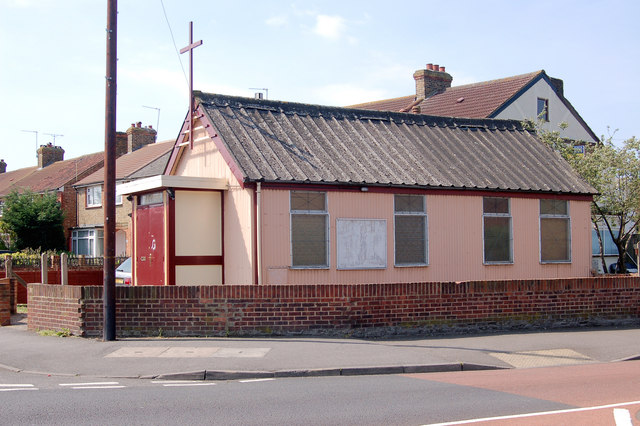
337, 219, 387, 269
291, 191, 328, 268
483, 197, 512, 263
540, 199, 571, 262
394, 194, 427, 265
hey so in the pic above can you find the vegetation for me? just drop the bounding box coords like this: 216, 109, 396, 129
533, 120, 640, 273
0, 190, 66, 252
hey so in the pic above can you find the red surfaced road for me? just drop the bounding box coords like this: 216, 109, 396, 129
406, 360, 640, 425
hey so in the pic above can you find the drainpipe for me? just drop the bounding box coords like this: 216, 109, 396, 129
256, 182, 263, 285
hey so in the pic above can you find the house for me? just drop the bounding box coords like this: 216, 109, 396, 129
349, 64, 599, 144
72, 123, 169, 257
0, 144, 104, 248
119, 92, 596, 286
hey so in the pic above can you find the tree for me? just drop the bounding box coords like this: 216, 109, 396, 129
0, 190, 66, 252
533, 120, 640, 273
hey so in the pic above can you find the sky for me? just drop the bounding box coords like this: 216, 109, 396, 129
1, 0, 638, 171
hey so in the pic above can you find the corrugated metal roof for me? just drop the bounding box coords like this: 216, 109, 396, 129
197, 92, 595, 195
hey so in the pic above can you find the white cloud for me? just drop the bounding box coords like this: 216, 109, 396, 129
265, 15, 288, 27
313, 14, 347, 41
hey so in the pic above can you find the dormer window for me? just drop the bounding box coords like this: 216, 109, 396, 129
537, 98, 549, 121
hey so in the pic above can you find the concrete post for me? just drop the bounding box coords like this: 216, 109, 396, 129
40, 253, 48, 284
61, 253, 68, 285
5, 255, 11, 279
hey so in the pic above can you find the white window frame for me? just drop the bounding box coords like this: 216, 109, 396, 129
86, 185, 102, 208
71, 228, 104, 257
539, 199, 571, 263
115, 183, 123, 206
290, 191, 329, 269
483, 197, 513, 264
394, 194, 428, 267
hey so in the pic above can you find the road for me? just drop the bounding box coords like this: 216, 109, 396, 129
0, 361, 639, 425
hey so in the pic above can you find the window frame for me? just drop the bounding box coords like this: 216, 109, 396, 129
290, 191, 330, 269
71, 228, 104, 257
393, 194, 428, 267
537, 97, 549, 122
482, 197, 513, 264
539, 199, 571, 263
86, 185, 102, 208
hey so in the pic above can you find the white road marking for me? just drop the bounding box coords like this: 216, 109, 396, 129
68, 385, 126, 390
0, 388, 38, 392
614, 408, 633, 426
161, 383, 217, 387
423, 400, 640, 425
238, 378, 275, 383
59, 382, 120, 387
0, 384, 35, 387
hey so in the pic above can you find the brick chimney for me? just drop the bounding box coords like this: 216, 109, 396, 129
37, 143, 65, 168
413, 63, 453, 99
0, 159, 6, 174
126, 122, 157, 153
115, 131, 128, 158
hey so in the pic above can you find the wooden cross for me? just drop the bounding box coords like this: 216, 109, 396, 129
180, 21, 203, 149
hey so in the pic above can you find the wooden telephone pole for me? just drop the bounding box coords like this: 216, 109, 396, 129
103, 0, 117, 341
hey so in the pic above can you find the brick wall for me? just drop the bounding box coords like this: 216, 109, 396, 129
27, 277, 640, 338
0, 278, 11, 326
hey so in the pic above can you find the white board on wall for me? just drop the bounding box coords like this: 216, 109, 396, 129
336, 218, 387, 270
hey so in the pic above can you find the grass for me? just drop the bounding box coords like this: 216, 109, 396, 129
16, 304, 27, 314
38, 328, 72, 337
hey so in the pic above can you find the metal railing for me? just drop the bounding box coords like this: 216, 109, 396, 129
0, 255, 128, 270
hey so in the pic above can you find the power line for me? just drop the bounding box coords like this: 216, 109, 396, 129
159, 0, 189, 87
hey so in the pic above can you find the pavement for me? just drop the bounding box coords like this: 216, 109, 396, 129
1, 314, 639, 381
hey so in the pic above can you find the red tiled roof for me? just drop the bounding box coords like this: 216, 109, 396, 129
0, 166, 37, 197
0, 152, 104, 196
75, 140, 174, 186
348, 95, 416, 112
420, 71, 542, 118
349, 71, 543, 118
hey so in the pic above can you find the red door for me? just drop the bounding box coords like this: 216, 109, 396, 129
135, 204, 165, 285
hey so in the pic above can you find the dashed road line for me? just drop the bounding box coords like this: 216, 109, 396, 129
151, 380, 217, 387
614, 408, 633, 426
59, 381, 125, 390
0, 384, 37, 392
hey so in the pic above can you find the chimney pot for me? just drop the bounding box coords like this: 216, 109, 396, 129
433, 64, 439, 72
440, 66, 445, 72
136, 122, 142, 128
426, 63, 433, 71
0, 159, 6, 174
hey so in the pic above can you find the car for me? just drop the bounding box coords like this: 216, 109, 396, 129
115, 258, 132, 286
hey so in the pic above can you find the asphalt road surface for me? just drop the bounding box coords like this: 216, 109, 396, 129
1, 361, 639, 425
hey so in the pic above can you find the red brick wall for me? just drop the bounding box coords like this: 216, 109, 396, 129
27, 277, 640, 337
0, 279, 11, 326
27, 285, 84, 335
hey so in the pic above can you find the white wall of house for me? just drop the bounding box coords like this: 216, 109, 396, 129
496, 79, 597, 143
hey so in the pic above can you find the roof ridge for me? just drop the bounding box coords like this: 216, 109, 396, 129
196, 92, 528, 131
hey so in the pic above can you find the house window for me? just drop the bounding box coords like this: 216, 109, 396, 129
115, 183, 123, 205
86, 185, 102, 207
483, 197, 512, 263
394, 194, 427, 266
540, 199, 571, 262
537, 98, 549, 121
592, 229, 619, 256
71, 228, 104, 257
290, 191, 329, 268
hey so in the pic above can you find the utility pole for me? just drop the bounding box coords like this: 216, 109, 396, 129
103, 0, 117, 341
